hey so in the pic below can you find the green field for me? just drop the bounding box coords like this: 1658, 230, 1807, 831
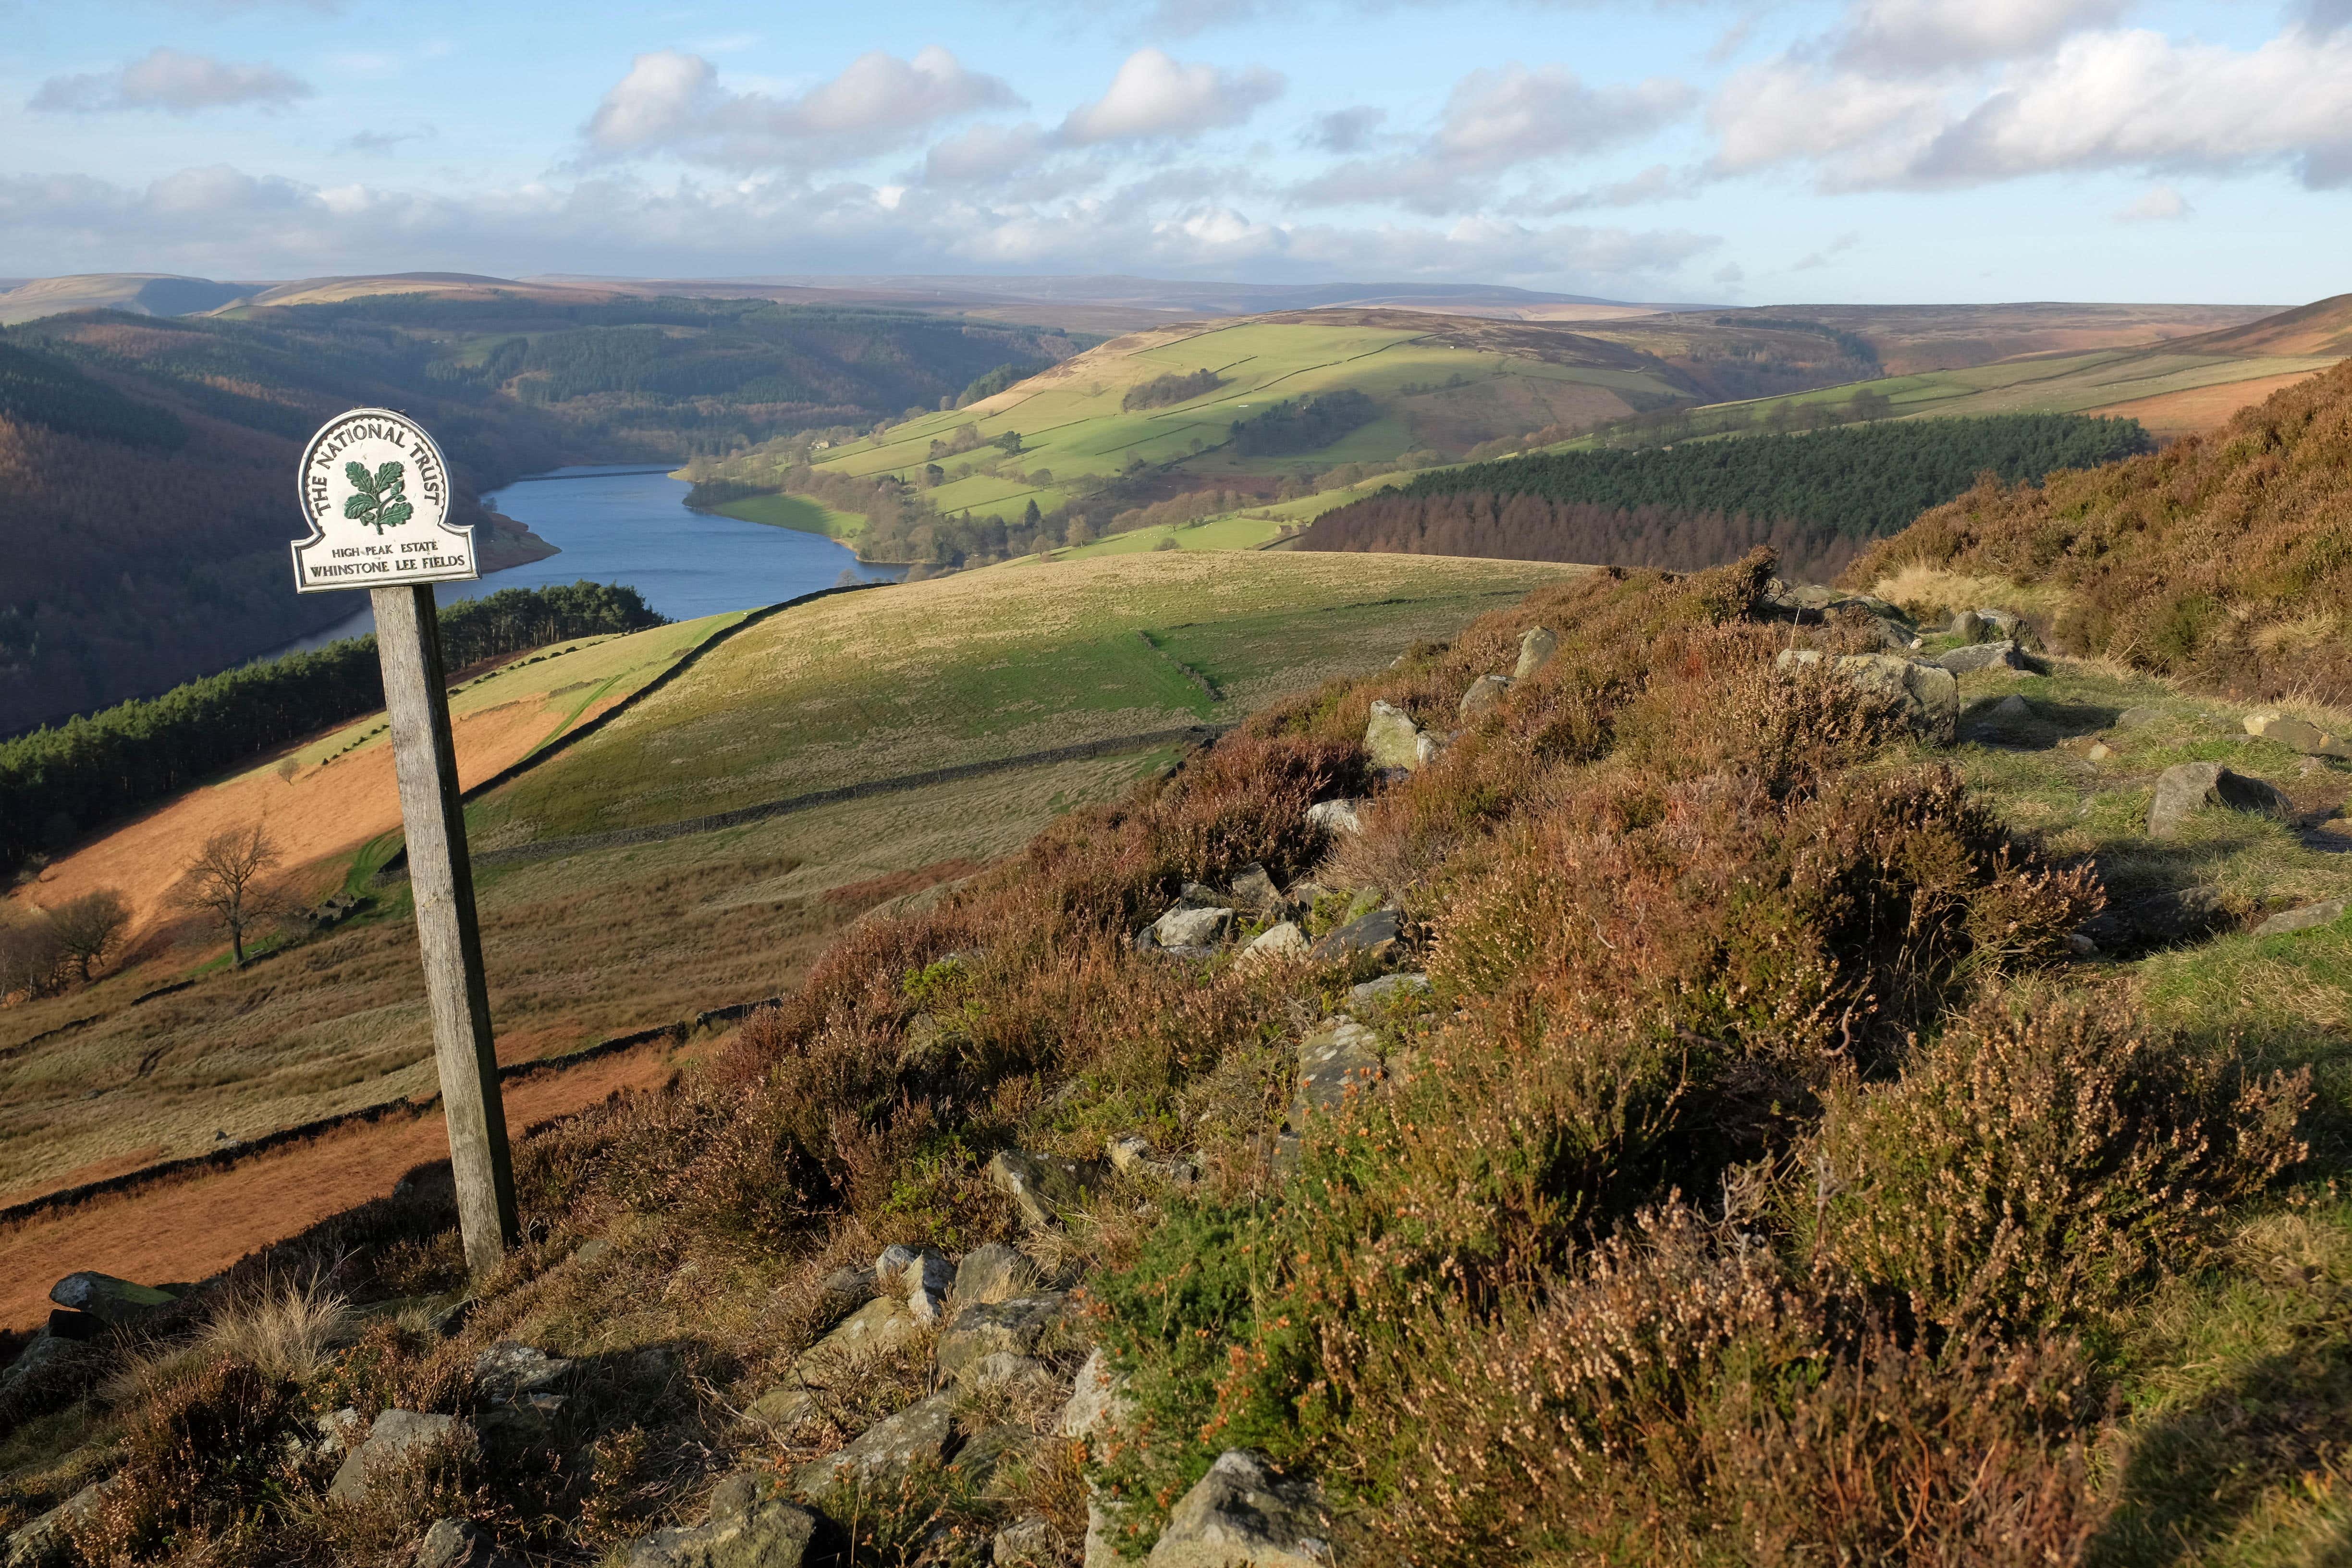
729, 317, 1694, 521
713, 492, 868, 540
469, 551, 1581, 845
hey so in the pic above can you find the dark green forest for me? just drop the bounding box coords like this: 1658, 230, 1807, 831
1230, 389, 1379, 456
0, 583, 663, 878
1124, 369, 1225, 411
1302, 414, 2153, 575
1372, 413, 2153, 537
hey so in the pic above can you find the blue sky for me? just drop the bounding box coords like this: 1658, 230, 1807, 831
1, 0, 2346, 302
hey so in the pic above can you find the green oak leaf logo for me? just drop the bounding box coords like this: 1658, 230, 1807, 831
343, 460, 415, 534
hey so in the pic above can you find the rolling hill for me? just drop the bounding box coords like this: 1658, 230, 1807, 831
0, 273, 254, 327
1844, 355, 2352, 704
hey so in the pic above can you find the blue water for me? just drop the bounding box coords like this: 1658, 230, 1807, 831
271, 465, 899, 654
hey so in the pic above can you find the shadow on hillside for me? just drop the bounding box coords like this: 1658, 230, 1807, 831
2089, 1327, 2352, 1568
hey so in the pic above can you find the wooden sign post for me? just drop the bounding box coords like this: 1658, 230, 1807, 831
293, 409, 517, 1275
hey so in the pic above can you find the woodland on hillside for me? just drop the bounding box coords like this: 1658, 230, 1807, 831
1300, 414, 2156, 576
1845, 358, 2352, 703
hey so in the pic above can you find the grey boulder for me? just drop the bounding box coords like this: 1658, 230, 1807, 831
937, 1293, 1069, 1383
626, 1474, 818, 1568
414, 1517, 520, 1568
2148, 762, 2293, 839
1513, 626, 1557, 679
794, 1391, 955, 1497
1238, 922, 1310, 967
1776, 650, 1959, 745
1152, 906, 1235, 950
1308, 909, 1401, 963
2245, 711, 2352, 760
1347, 972, 1429, 1011
1063, 1347, 1137, 1445
48, 1273, 179, 1328
1149, 1450, 1334, 1568
2257, 899, 2348, 937
952, 1242, 1038, 1305
1458, 674, 1512, 720
986, 1150, 1106, 1230
1304, 799, 1364, 836
1363, 701, 1423, 771
329, 1411, 475, 1503
1936, 639, 2035, 674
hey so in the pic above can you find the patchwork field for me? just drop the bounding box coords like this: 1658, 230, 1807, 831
0, 552, 1573, 1235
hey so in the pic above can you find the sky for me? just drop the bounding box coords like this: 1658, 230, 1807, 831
0, 0, 2347, 304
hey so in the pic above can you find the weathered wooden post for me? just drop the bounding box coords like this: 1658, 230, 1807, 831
292, 408, 517, 1275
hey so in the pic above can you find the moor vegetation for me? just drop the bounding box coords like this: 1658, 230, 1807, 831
3, 550, 2325, 1565
1845, 358, 2352, 704
0, 583, 664, 877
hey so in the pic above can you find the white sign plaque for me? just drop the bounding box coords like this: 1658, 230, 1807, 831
291, 407, 478, 592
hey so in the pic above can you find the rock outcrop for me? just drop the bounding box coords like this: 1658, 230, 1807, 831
1363, 701, 1423, 771
1149, 1450, 1334, 1568
1513, 626, 1557, 679
1776, 650, 1958, 745
2148, 762, 2293, 839
328, 1411, 474, 1503
986, 1150, 1106, 1230
625, 1474, 817, 1568
2246, 711, 2352, 759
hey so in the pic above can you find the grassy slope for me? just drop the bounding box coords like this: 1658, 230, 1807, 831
0, 553, 1572, 1207
711, 492, 868, 540
472, 551, 1578, 845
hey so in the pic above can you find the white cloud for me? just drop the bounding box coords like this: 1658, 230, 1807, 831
922, 122, 1054, 185
1836, 0, 2131, 72
31, 47, 312, 114
1058, 49, 1283, 144
1293, 64, 1692, 214
2114, 184, 2190, 220
586, 47, 1020, 168
1304, 105, 1385, 154
1712, 21, 2352, 190
0, 160, 1720, 294
1791, 229, 1862, 268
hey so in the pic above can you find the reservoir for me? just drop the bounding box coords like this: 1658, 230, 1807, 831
276, 465, 898, 652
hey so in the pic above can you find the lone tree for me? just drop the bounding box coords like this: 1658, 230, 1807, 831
172, 823, 282, 967
45, 890, 131, 984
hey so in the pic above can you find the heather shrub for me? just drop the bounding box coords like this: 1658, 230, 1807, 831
63, 1358, 306, 1564
1802, 993, 2311, 1339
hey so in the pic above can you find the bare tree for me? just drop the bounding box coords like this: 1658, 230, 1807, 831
45, 890, 131, 984
0, 905, 66, 998
172, 824, 282, 967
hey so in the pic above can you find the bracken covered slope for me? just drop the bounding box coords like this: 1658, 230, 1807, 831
1844, 359, 2352, 702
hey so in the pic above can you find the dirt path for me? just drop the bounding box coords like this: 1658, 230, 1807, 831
0, 1041, 679, 1331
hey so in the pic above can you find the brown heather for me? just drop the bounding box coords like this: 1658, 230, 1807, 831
1843, 358, 2352, 702
3, 550, 2314, 1565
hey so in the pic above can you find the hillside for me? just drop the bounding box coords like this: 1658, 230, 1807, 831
1298, 412, 2152, 578
691, 308, 1883, 567
5, 539, 2348, 1563
0, 552, 1571, 1214
0, 318, 573, 734
0, 274, 252, 327
1844, 357, 2352, 703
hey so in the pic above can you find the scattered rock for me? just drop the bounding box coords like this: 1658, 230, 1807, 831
414, 1517, 517, 1568
1364, 701, 1424, 771
42, 1311, 100, 1344
1776, 650, 1959, 745
1149, 1450, 1333, 1568
2148, 762, 2294, 839
473, 1343, 573, 1404
2066, 932, 2098, 956
1304, 799, 1364, 836
0, 1330, 76, 1398
952, 1242, 1037, 1305
2116, 705, 2167, 728
874, 1246, 955, 1323
427, 1298, 475, 1338
1308, 908, 1401, 963
625, 1473, 818, 1568
1458, 674, 1512, 720
1152, 905, 1235, 951
1294, 1019, 1384, 1118
48, 1273, 178, 1328
1062, 1348, 1136, 1445
328, 1411, 475, 1504
994, 1517, 1058, 1566
317, 1406, 366, 1456
948, 1422, 1034, 1486
1348, 971, 1430, 1010
2257, 899, 2348, 937
1976, 608, 2033, 645
2087, 741, 2114, 761
1513, 626, 1557, 680
817, 1265, 877, 1314
2246, 711, 2352, 760
1950, 609, 1985, 643
794, 1391, 955, 1498
1107, 1134, 1196, 1186
1413, 732, 1443, 768
938, 1294, 1070, 1384
986, 1150, 1107, 1230
5, 1480, 112, 1568
1228, 863, 1284, 912
1238, 922, 1309, 967
1936, 639, 2034, 674
2082, 885, 2232, 949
